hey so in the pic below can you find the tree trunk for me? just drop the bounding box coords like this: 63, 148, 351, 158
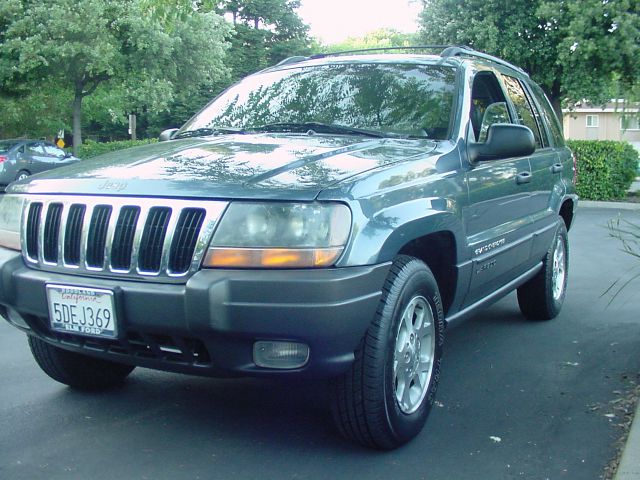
550, 95, 563, 123
72, 94, 83, 156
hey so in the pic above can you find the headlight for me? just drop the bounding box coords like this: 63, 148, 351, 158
203, 202, 351, 268
0, 194, 26, 251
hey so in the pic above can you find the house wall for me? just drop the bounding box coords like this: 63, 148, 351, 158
563, 111, 640, 144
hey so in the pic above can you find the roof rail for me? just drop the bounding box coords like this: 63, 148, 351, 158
275, 56, 310, 67
310, 45, 453, 60
273, 46, 528, 76
440, 46, 527, 75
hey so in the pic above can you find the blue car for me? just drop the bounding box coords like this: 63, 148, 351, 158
0, 139, 80, 190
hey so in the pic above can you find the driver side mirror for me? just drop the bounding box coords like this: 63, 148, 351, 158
159, 128, 179, 142
468, 124, 535, 163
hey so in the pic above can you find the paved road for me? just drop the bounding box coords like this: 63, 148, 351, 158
1, 208, 639, 480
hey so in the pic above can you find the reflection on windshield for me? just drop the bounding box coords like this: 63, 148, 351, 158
181, 63, 457, 139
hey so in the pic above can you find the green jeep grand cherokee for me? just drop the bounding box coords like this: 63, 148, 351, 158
0, 46, 577, 449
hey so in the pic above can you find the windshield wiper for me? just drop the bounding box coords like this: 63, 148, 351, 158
173, 127, 245, 139
247, 122, 391, 138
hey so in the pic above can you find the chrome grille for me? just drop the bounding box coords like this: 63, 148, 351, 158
21, 195, 227, 282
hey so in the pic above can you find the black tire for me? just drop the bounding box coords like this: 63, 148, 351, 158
15, 170, 30, 181
517, 219, 569, 320
330, 255, 445, 450
28, 336, 135, 390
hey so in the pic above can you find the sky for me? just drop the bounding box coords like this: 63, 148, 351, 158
297, 0, 422, 44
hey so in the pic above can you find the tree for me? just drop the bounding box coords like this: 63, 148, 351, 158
0, 0, 230, 153
216, 0, 312, 80
320, 29, 418, 54
418, 0, 639, 115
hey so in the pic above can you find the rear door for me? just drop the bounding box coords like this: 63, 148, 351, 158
25, 142, 49, 174
500, 74, 560, 261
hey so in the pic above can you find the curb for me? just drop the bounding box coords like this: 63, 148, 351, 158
580, 201, 640, 211
615, 400, 640, 480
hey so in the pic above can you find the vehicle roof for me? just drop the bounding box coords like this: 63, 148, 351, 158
264, 47, 529, 78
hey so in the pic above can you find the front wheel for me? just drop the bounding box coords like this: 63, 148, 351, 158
28, 336, 135, 390
517, 219, 569, 320
330, 256, 445, 449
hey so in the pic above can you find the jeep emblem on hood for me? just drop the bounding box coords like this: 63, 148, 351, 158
97, 180, 128, 191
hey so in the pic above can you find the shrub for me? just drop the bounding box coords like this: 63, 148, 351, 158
72, 138, 158, 159
567, 140, 639, 201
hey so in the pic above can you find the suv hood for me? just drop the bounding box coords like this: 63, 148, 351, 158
11, 134, 436, 201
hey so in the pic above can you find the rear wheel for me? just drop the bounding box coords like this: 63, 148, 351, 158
330, 256, 445, 449
15, 170, 30, 181
28, 336, 135, 390
517, 220, 569, 320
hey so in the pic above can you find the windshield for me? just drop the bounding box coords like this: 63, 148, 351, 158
180, 63, 457, 139
0, 141, 19, 152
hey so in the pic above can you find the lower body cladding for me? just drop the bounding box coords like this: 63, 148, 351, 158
0, 248, 390, 379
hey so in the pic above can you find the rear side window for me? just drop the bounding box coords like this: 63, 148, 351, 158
501, 75, 544, 148
527, 81, 565, 147
0, 141, 18, 153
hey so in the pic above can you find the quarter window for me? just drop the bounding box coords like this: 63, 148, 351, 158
586, 115, 599, 128
501, 75, 544, 148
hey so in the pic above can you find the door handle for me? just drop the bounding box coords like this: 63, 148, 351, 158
516, 171, 532, 185
551, 163, 564, 174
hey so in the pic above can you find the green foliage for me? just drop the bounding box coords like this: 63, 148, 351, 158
0, 0, 230, 150
0, 0, 312, 143
567, 140, 639, 200
73, 139, 158, 159
418, 0, 640, 111
216, 0, 312, 80
319, 29, 418, 53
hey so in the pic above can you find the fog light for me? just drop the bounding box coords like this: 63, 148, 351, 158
253, 341, 309, 369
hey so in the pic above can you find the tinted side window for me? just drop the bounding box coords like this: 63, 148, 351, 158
27, 143, 45, 155
470, 71, 511, 142
43, 144, 64, 157
527, 81, 565, 147
501, 75, 544, 148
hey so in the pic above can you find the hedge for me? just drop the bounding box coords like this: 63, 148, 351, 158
567, 140, 639, 201
73, 138, 158, 159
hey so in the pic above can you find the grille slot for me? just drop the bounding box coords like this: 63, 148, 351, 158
21, 196, 224, 281
26, 202, 42, 259
63, 204, 86, 265
169, 208, 206, 274
43, 203, 63, 263
86, 205, 112, 268
138, 207, 171, 272
111, 206, 140, 270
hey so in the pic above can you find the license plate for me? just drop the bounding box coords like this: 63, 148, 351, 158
46, 284, 117, 339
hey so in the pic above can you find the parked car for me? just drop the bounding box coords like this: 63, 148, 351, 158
0, 46, 577, 449
0, 139, 79, 191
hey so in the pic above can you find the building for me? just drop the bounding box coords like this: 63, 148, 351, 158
563, 100, 640, 150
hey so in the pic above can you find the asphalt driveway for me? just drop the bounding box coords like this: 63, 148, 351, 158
0, 207, 639, 480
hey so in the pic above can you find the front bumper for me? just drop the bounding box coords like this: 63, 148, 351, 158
0, 247, 390, 379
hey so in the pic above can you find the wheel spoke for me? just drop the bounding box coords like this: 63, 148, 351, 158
392, 294, 437, 414
401, 378, 413, 407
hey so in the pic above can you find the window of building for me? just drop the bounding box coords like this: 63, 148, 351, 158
620, 116, 640, 131
586, 115, 599, 128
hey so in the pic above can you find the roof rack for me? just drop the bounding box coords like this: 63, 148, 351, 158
309, 45, 453, 60
273, 45, 528, 75
440, 46, 527, 75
